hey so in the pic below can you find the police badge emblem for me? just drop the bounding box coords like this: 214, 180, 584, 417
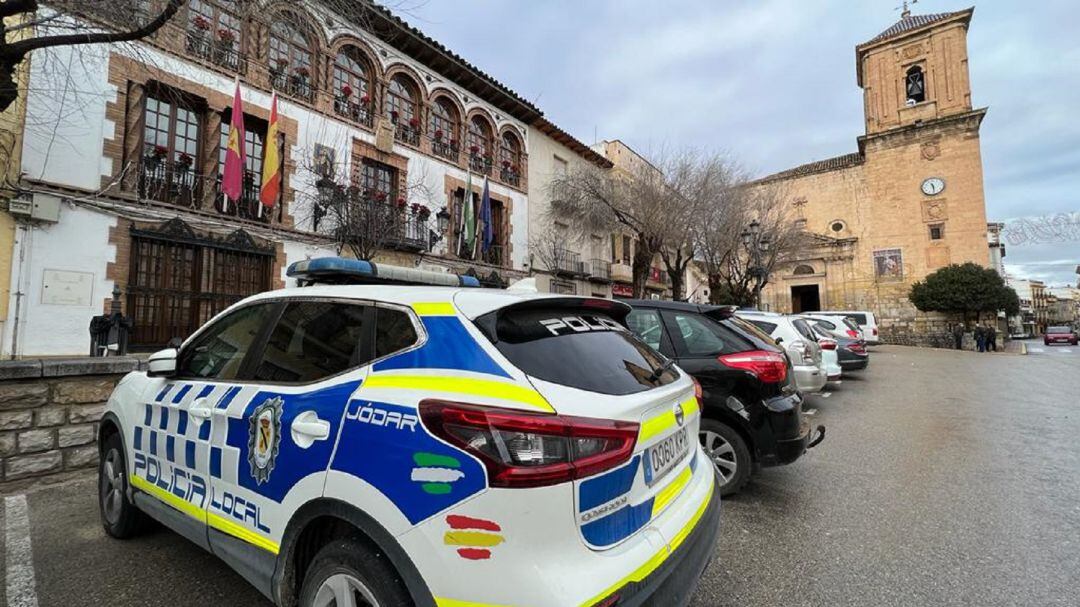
248, 397, 283, 484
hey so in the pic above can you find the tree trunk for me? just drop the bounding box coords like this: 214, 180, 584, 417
669, 273, 685, 301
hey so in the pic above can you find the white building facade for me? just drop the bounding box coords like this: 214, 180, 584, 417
6, 1, 546, 356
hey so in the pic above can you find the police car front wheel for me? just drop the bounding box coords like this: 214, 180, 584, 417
98, 432, 150, 538
300, 537, 411, 607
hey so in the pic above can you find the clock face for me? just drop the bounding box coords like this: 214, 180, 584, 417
921, 177, 946, 196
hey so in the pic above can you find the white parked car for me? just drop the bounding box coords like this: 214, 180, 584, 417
815, 310, 880, 344
96, 259, 721, 607
736, 311, 827, 394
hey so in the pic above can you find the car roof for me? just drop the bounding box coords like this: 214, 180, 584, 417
239, 285, 618, 320
622, 299, 710, 312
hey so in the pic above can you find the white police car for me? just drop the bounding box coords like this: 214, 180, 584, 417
97, 260, 720, 606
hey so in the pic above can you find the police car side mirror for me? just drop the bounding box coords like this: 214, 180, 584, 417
147, 348, 178, 378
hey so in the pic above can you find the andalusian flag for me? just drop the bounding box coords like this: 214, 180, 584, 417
221, 79, 246, 211
259, 92, 281, 216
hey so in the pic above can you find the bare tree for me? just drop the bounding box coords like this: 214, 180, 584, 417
697, 179, 809, 306
529, 221, 577, 277
0, 1, 185, 113
548, 155, 671, 298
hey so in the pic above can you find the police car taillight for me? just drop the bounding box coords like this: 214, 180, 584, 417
419, 401, 639, 489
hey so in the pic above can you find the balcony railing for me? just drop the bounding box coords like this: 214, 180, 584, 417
481, 245, 505, 267
139, 157, 271, 223
499, 165, 521, 187
469, 154, 494, 176
589, 258, 612, 282
553, 249, 588, 277
185, 30, 247, 74
333, 96, 374, 128
327, 188, 431, 252
394, 123, 421, 146
270, 70, 315, 103
431, 138, 459, 163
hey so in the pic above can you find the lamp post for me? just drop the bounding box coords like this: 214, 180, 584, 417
740, 220, 771, 309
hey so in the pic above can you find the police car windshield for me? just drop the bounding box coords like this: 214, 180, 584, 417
480, 308, 677, 396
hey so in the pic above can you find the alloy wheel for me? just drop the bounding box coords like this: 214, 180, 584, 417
700, 430, 737, 483
101, 448, 125, 525
313, 573, 380, 607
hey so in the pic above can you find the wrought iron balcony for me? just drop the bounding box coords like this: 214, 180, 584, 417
431, 138, 459, 163
333, 96, 374, 128
588, 258, 612, 282
326, 188, 431, 253
469, 153, 493, 176
553, 249, 588, 277
394, 123, 421, 146
185, 30, 247, 74
481, 244, 505, 267
270, 69, 315, 103
138, 155, 202, 209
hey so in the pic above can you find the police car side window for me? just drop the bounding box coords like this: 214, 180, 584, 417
177, 303, 277, 380
375, 307, 418, 358
252, 301, 370, 383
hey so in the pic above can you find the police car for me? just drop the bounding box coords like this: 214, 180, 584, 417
97, 259, 721, 607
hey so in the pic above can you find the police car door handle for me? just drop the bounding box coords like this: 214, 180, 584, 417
189, 398, 213, 420
291, 411, 330, 449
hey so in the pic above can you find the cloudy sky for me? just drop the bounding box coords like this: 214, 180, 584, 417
390, 0, 1080, 288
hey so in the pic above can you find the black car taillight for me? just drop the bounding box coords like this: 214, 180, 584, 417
419, 400, 639, 489
718, 350, 788, 383
848, 341, 867, 354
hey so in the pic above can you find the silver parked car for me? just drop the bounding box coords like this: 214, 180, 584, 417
736, 311, 827, 394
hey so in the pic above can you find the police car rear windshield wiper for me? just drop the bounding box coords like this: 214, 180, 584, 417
646, 358, 676, 384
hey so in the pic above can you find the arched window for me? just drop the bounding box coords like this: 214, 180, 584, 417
429, 96, 460, 161
269, 17, 315, 102
187, 1, 243, 70
499, 130, 523, 186
333, 47, 373, 126
384, 74, 420, 145
793, 264, 816, 276
905, 65, 925, 104
466, 115, 493, 174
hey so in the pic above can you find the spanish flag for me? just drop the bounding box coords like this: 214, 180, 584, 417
221, 78, 246, 211
259, 92, 281, 213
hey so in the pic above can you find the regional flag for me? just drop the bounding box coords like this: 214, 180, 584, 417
462, 169, 476, 258
221, 79, 246, 210
259, 92, 281, 213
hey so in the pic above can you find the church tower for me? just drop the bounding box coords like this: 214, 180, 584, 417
856, 7, 976, 135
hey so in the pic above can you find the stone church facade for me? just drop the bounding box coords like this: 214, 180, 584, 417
753, 8, 992, 342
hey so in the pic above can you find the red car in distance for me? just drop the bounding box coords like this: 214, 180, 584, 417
1044, 326, 1079, 346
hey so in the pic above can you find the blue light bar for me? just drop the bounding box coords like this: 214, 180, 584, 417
286, 257, 481, 288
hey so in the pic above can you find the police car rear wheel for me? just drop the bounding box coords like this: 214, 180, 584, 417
98, 432, 149, 538
300, 538, 411, 607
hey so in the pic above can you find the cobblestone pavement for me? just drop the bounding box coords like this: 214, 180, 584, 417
2, 346, 1078, 606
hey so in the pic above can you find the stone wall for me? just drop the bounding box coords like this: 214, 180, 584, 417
0, 358, 144, 483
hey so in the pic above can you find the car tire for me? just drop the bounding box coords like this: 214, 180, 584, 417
98, 431, 150, 539
299, 537, 412, 607
699, 419, 752, 497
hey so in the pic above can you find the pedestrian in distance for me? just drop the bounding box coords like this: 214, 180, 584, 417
974, 324, 986, 352
987, 322, 997, 352
952, 322, 964, 350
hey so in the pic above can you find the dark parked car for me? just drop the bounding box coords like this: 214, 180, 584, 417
1044, 326, 1078, 346
803, 315, 869, 371
625, 300, 824, 495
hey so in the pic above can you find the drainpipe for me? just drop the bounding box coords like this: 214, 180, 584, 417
8, 221, 31, 359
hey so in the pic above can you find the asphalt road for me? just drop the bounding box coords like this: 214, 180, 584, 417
1021, 337, 1080, 358
3, 345, 1078, 606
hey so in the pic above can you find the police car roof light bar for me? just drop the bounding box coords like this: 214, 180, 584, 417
286, 256, 481, 288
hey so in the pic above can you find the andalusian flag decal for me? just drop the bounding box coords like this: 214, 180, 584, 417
411, 452, 465, 494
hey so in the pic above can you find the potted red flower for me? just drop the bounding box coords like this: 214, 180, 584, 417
410, 202, 422, 214
294, 66, 310, 78
360, 94, 370, 105
390, 110, 399, 123
396, 196, 407, 209
341, 84, 353, 98
502, 159, 511, 169
374, 191, 388, 202
217, 28, 235, 44
408, 117, 420, 129
418, 206, 431, 220
192, 16, 211, 31
469, 144, 480, 155
434, 129, 444, 141
153, 145, 168, 158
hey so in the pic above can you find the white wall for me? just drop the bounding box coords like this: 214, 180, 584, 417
3, 204, 116, 357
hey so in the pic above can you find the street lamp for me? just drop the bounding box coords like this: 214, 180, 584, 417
313, 176, 338, 232
741, 219, 769, 309
428, 206, 452, 250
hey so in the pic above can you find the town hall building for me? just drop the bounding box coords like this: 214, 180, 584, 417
753, 7, 992, 341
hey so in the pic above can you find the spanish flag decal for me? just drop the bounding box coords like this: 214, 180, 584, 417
444, 515, 504, 560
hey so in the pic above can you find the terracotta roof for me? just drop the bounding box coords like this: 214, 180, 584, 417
862, 9, 970, 46
356, 1, 543, 123
751, 152, 865, 185
534, 119, 612, 168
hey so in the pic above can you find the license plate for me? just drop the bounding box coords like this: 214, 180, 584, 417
646, 427, 690, 486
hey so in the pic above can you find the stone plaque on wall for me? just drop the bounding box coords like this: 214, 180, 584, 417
374, 118, 395, 153
921, 199, 948, 223
41, 269, 94, 306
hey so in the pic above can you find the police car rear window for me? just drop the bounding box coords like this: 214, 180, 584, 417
480, 308, 677, 396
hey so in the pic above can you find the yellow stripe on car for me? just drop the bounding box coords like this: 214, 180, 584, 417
363, 374, 555, 412
579, 473, 714, 607
130, 474, 280, 555
639, 394, 698, 443
412, 302, 456, 316
435, 598, 515, 607
443, 530, 506, 548
651, 466, 692, 517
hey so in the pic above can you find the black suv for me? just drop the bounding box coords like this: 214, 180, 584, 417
625, 300, 824, 495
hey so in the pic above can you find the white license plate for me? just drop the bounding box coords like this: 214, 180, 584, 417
647, 427, 690, 486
